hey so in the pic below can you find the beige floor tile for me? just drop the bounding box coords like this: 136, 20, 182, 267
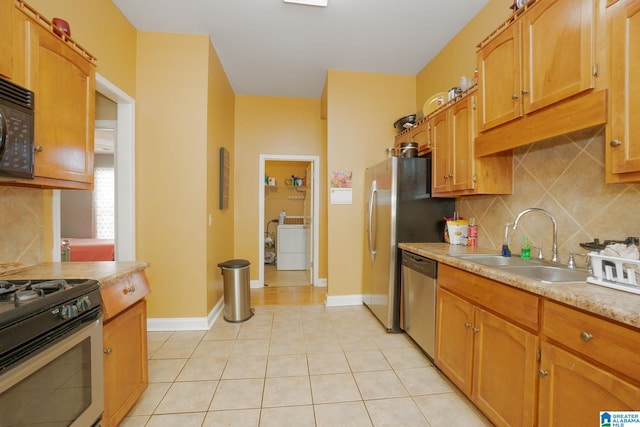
231, 338, 270, 356
266, 354, 309, 377
118, 415, 150, 427
345, 350, 391, 372
305, 335, 342, 353
268, 337, 307, 355
166, 330, 207, 341
262, 376, 312, 407
202, 409, 260, 427
154, 381, 217, 414
307, 352, 350, 375
209, 378, 264, 410
314, 401, 373, 427
177, 356, 227, 381
192, 339, 235, 358
354, 370, 409, 400
203, 325, 241, 341
381, 347, 432, 370
259, 405, 316, 427
365, 397, 430, 426
310, 373, 362, 404
127, 382, 171, 416
221, 355, 267, 379
395, 367, 455, 396
339, 335, 379, 352
148, 358, 188, 383
145, 412, 206, 427
376, 332, 414, 349
245, 313, 274, 326
414, 393, 493, 427
151, 338, 200, 359
237, 324, 272, 340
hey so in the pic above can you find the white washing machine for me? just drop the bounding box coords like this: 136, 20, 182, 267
277, 224, 307, 270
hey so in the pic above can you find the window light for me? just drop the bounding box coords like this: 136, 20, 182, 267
283, 0, 328, 7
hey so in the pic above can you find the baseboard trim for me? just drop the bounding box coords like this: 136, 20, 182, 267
325, 294, 363, 307
315, 278, 327, 287
250, 279, 262, 289
147, 296, 224, 331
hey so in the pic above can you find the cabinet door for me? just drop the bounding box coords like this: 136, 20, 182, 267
435, 288, 474, 395
608, 0, 640, 176
25, 18, 95, 184
103, 300, 149, 427
430, 110, 450, 193
0, 0, 13, 79
473, 308, 538, 427
410, 121, 429, 153
477, 21, 522, 131
450, 96, 474, 192
522, 0, 596, 114
538, 342, 640, 427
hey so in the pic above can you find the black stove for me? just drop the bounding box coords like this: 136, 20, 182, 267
0, 278, 102, 371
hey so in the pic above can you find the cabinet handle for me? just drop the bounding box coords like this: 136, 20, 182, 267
448, 173, 453, 178
464, 322, 472, 328
521, 89, 529, 95
512, 93, 519, 100
104, 348, 112, 355
123, 285, 136, 295
580, 331, 593, 342
34, 145, 43, 152
472, 327, 480, 333
610, 139, 622, 147
538, 369, 548, 377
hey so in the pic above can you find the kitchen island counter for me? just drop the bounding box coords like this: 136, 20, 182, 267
399, 242, 640, 329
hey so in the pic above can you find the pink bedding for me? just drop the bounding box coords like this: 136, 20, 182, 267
63, 238, 115, 261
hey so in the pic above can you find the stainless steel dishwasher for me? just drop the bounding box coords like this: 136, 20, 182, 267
401, 251, 437, 359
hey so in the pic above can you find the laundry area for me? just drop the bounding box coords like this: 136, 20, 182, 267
264, 160, 311, 273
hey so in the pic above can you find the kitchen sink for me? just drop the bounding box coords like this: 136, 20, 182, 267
453, 254, 533, 267
499, 265, 589, 283
452, 254, 589, 283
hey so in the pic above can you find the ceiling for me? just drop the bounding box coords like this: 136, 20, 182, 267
112, 0, 490, 98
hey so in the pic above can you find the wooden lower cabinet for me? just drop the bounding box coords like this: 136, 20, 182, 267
436, 288, 538, 427
102, 299, 148, 427
537, 341, 640, 426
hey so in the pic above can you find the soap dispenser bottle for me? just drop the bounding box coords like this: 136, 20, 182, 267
521, 236, 531, 260
279, 210, 286, 224
501, 222, 512, 257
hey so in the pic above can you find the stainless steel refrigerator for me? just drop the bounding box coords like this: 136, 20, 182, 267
363, 156, 454, 331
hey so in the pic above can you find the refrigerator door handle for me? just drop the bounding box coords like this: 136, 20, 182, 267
367, 180, 377, 261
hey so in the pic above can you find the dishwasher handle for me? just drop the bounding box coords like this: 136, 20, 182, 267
401, 252, 437, 278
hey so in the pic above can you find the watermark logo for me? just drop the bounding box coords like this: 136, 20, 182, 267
601, 412, 640, 427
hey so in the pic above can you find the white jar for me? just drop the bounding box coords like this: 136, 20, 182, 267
279, 210, 286, 224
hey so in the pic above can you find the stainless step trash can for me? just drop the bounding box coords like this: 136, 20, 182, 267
218, 259, 254, 322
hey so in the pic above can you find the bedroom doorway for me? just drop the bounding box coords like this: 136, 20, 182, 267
53, 74, 136, 262
258, 154, 320, 288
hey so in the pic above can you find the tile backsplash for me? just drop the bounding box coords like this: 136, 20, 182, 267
458, 125, 640, 267
0, 186, 45, 270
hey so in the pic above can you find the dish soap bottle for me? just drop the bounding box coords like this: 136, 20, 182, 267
279, 210, 286, 225
521, 236, 531, 260
501, 222, 512, 257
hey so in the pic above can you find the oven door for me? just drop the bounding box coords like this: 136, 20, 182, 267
0, 316, 104, 426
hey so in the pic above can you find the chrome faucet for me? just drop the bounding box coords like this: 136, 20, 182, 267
512, 208, 559, 263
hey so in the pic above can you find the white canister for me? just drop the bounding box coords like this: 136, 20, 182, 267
279, 210, 286, 224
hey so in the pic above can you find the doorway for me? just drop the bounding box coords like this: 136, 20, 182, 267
52, 73, 135, 262
258, 154, 320, 288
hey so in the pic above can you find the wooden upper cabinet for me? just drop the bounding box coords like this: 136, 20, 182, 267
27, 20, 95, 185
0, 0, 13, 80
522, 0, 597, 113
606, 0, 640, 181
477, 0, 597, 133
430, 109, 450, 194
478, 22, 521, 132
449, 97, 474, 192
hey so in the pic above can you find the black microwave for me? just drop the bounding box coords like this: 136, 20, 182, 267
0, 76, 34, 178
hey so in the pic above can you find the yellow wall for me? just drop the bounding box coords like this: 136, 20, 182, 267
135, 32, 210, 318
416, 0, 512, 112
325, 70, 415, 296
27, 0, 137, 96
234, 96, 327, 279
206, 40, 236, 312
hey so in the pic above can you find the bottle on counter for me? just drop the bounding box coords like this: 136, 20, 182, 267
501, 222, 512, 257
279, 210, 286, 225
467, 218, 478, 247
521, 236, 531, 260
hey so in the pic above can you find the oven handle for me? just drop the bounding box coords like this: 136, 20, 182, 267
0, 107, 7, 159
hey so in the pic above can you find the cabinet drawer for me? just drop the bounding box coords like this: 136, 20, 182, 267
542, 300, 640, 383
101, 271, 151, 320
439, 264, 539, 331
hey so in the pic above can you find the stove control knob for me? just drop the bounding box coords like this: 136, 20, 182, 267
60, 304, 79, 319
76, 296, 91, 312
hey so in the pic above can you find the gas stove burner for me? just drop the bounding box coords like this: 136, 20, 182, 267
0, 282, 18, 296
15, 289, 41, 303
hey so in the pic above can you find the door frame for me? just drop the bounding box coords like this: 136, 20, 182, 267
52, 73, 136, 261
258, 154, 320, 287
